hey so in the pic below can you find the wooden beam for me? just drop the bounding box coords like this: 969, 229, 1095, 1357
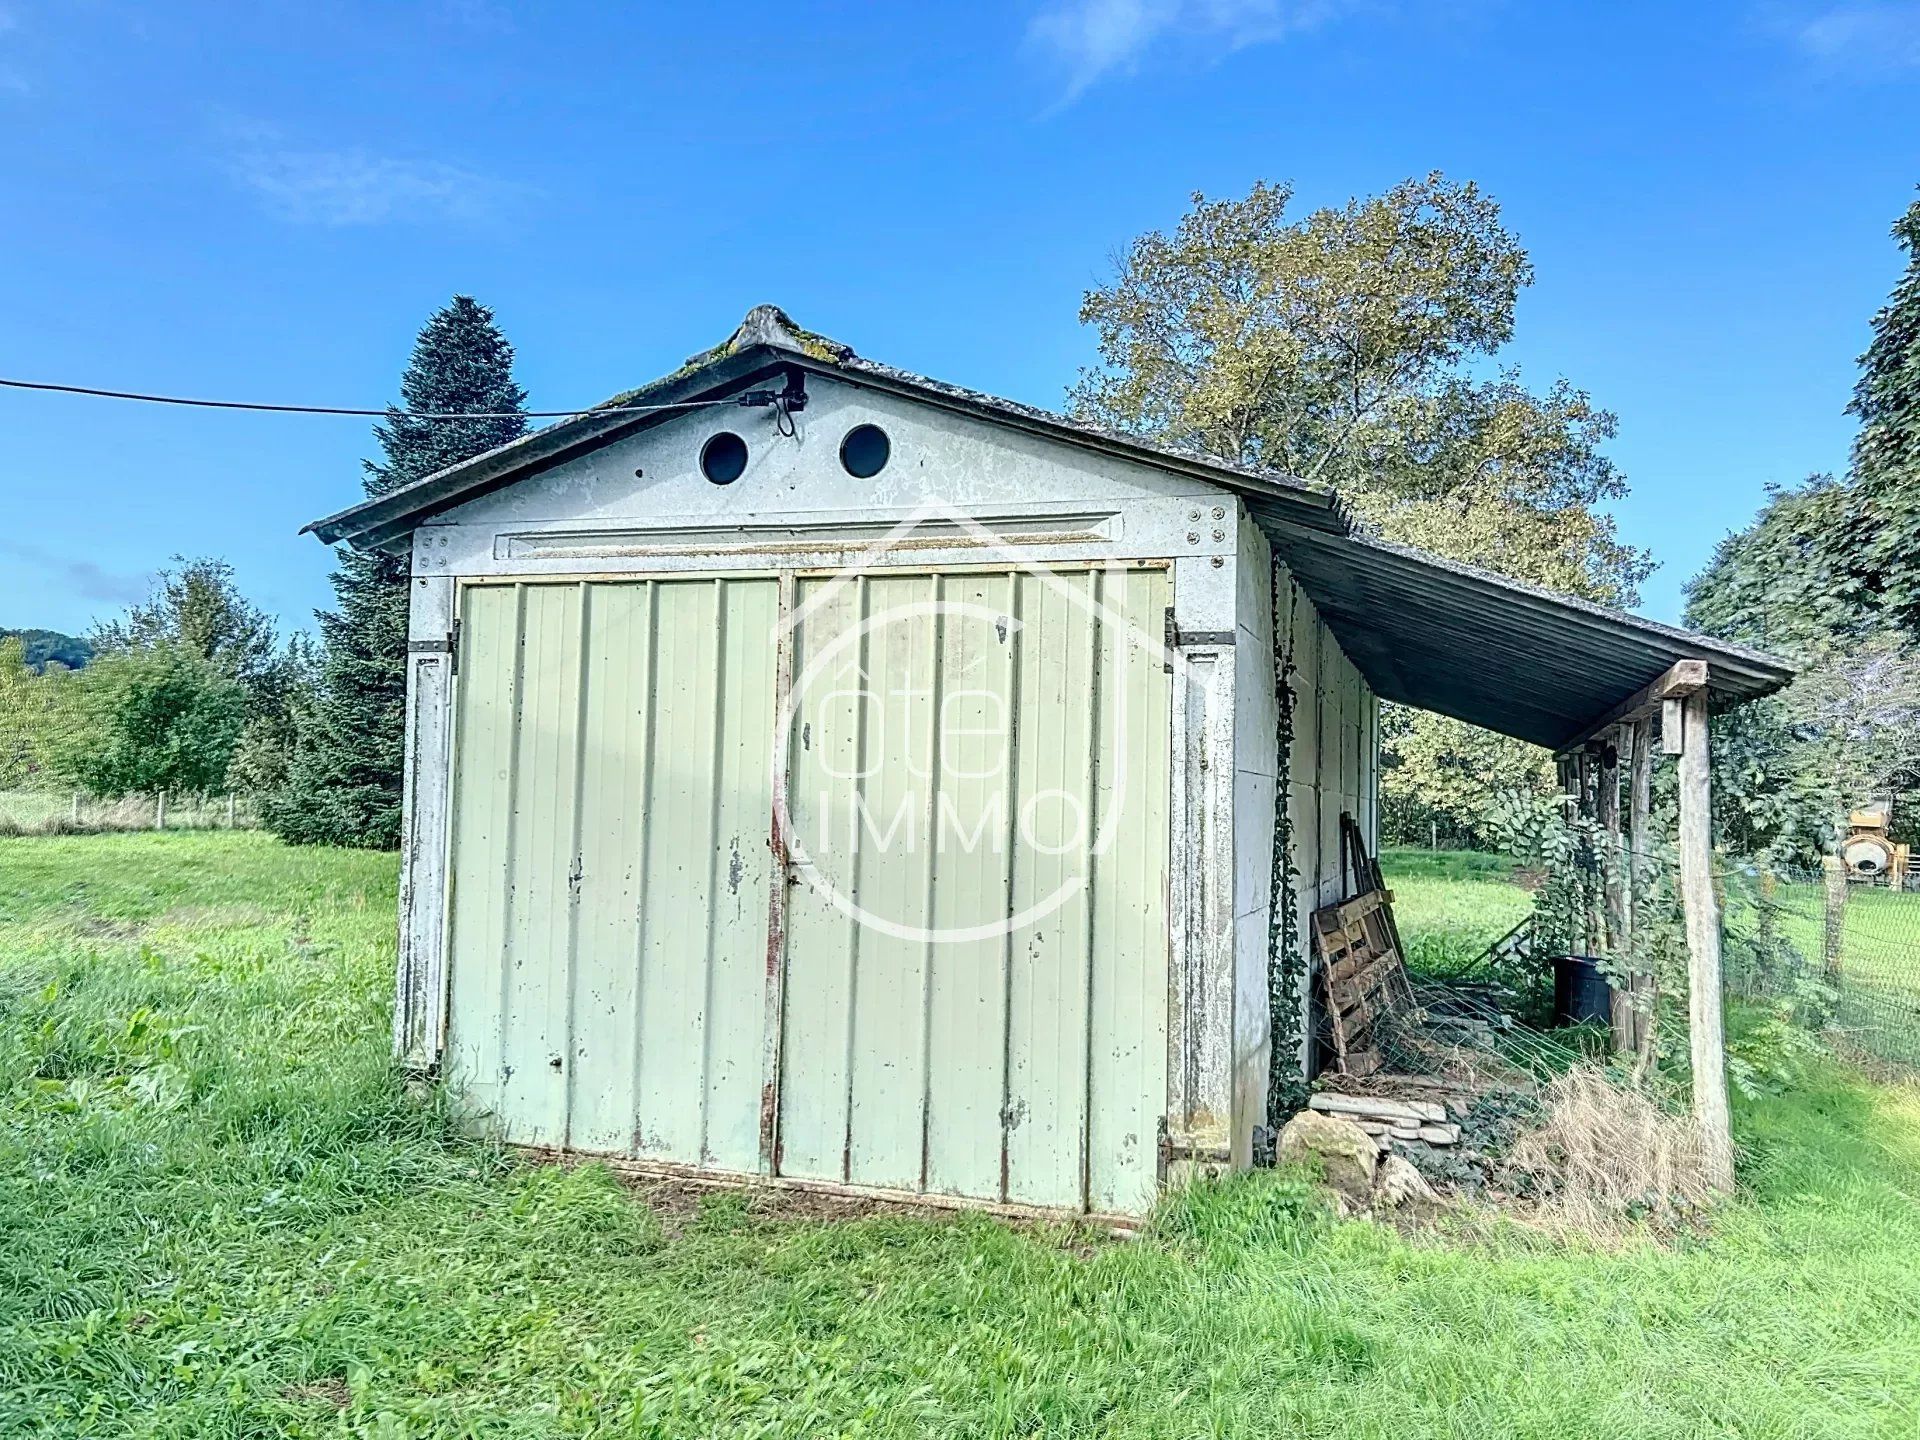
1677, 690, 1734, 1193
1558, 659, 1708, 758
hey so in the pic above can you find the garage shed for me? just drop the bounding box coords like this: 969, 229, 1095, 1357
306, 306, 1791, 1218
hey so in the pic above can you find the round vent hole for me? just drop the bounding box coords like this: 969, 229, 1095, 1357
700, 431, 749, 485
840, 423, 891, 479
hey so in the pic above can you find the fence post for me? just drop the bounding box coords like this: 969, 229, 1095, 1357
155, 792, 167, 832
1823, 854, 1848, 980
71, 792, 81, 825
226, 793, 236, 829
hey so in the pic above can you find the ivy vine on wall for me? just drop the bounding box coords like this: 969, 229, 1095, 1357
1265, 562, 1307, 1133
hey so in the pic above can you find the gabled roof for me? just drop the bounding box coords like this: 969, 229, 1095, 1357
302, 304, 1349, 553
303, 305, 1792, 745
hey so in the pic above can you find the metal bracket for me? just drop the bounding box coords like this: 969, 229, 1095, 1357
407, 616, 461, 671
1161, 608, 1235, 671
1155, 1116, 1233, 1180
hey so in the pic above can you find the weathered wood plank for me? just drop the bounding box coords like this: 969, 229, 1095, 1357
1677, 690, 1734, 1193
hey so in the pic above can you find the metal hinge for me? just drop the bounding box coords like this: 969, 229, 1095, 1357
1162, 608, 1235, 671
406, 617, 461, 675
1156, 1116, 1233, 1180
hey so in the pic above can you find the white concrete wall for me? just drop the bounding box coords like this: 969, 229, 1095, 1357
1226, 535, 1378, 1153
1270, 562, 1378, 1088
1229, 514, 1279, 1166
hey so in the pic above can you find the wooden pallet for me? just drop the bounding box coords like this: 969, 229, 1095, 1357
1311, 887, 1415, 1078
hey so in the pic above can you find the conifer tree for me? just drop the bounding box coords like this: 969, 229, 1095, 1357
1848, 193, 1920, 634
268, 297, 527, 847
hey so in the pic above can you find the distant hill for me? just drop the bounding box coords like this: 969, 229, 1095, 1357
2, 628, 93, 672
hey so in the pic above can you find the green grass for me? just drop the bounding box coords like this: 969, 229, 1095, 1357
4, 834, 1920, 1436
1380, 847, 1535, 976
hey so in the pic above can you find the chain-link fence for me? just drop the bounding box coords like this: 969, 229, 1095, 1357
1734, 863, 1920, 1071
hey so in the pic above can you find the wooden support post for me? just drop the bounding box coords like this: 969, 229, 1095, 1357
1676, 690, 1734, 1193
154, 791, 167, 832
1569, 752, 1586, 954
1660, 697, 1684, 755
1598, 731, 1631, 1052
1628, 716, 1654, 1068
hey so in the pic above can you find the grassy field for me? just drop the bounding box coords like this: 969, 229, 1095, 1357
3, 834, 1920, 1436
1379, 847, 1535, 975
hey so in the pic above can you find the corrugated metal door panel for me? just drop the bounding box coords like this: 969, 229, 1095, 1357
443, 583, 524, 1134
1002, 571, 1098, 1208
842, 572, 939, 1191
569, 581, 652, 1152
773, 574, 864, 1182
1086, 571, 1172, 1212
776, 566, 1170, 1212
444, 577, 777, 1169
701, 578, 780, 1170
923, 570, 1019, 1200
445, 582, 585, 1146
630, 580, 720, 1162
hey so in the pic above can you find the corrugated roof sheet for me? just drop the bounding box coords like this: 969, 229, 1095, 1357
304, 305, 1793, 744
1256, 513, 1790, 748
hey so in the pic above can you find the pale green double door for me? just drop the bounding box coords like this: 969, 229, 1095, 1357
444, 566, 1171, 1214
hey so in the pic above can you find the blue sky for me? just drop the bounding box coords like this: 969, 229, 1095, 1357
1, 0, 1915, 636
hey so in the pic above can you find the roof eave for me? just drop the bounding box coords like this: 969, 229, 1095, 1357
302, 345, 794, 551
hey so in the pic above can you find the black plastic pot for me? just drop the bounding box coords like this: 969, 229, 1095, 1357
1551, 955, 1613, 1027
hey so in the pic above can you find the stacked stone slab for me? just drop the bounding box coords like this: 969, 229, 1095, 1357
1307, 1092, 1462, 1150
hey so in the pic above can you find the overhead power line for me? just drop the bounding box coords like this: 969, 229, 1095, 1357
0, 375, 748, 420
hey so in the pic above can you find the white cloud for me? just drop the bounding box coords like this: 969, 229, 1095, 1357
228, 132, 530, 227
1028, 0, 1353, 99
1778, 2, 1920, 71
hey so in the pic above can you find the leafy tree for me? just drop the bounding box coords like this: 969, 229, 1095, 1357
1075, 174, 1531, 489
51, 646, 247, 799
0, 637, 83, 789
1843, 193, 1920, 633
1075, 175, 1651, 843
85, 556, 306, 800
93, 557, 279, 697
1789, 634, 1920, 838
226, 634, 317, 801
268, 296, 527, 848
1684, 476, 1871, 858
1685, 476, 1860, 658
